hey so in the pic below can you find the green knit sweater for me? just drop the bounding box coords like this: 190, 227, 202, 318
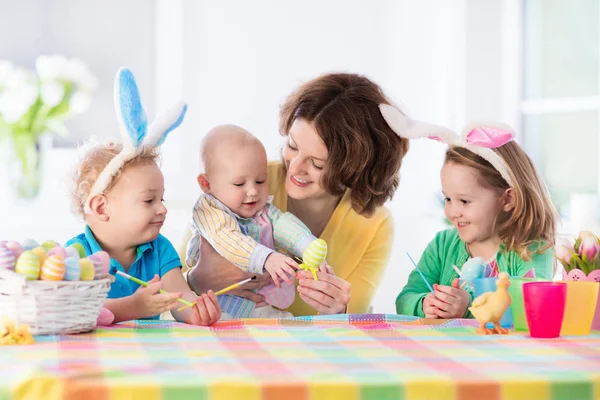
395, 228, 554, 318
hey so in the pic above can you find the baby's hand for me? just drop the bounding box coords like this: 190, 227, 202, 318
190, 290, 221, 326
318, 262, 335, 275
264, 253, 298, 288
133, 274, 182, 318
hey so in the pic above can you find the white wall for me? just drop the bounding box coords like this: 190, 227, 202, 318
1, 1, 508, 314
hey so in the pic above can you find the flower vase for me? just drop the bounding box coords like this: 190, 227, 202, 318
6, 134, 51, 201
565, 269, 600, 330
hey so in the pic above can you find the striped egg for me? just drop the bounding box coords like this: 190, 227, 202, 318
15, 251, 41, 280
40, 255, 65, 281
69, 242, 86, 259
65, 246, 80, 260
21, 239, 39, 251
63, 257, 80, 281
89, 251, 110, 279
302, 239, 328, 269
0, 241, 6, 248
0, 247, 16, 270
79, 258, 95, 281
48, 246, 67, 259
5, 241, 23, 259
31, 247, 47, 266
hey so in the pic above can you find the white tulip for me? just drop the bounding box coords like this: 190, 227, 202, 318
0, 83, 38, 123
69, 91, 92, 114
40, 80, 65, 107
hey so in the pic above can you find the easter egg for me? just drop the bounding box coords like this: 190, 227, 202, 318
79, 258, 95, 281
460, 257, 486, 281
302, 239, 328, 268
63, 257, 81, 281
41, 240, 58, 251
40, 255, 65, 281
21, 239, 39, 251
5, 241, 23, 259
15, 251, 41, 280
69, 242, 86, 259
65, 246, 81, 260
31, 247, 48, 266
89, 251, 110, 279
48, 246, 67, 259
0, 247, 16, 270
0, 241, 6, 248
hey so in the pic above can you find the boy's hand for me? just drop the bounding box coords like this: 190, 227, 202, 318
264, 253, 298, 287
422, 293, 439, 318
133, 274, 182, 318
430, 279, 470, 319
190, 290, 221, 326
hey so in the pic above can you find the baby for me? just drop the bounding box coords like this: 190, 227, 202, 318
187, 124, 322, 319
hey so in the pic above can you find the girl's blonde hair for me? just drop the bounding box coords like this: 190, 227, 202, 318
445, 142, 557, 261
70, 140, 160, 217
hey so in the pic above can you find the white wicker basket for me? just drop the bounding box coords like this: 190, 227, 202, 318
0, 268, 113, 335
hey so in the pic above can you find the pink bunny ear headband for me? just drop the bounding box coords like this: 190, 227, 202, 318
379, 104, 515, 187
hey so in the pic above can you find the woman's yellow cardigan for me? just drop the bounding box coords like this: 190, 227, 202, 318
179, 162, 394, 315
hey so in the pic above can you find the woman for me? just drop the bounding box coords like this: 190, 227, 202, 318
184, 72, 410, 315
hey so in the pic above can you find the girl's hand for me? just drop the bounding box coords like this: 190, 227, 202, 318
296, 269, 351, 314
189, 290, 221, 326
264, 253, 298, 287
189, 238, 272, 303
422, 293, 439, 318
430, 279, 470, 318
133, 274, 182, 318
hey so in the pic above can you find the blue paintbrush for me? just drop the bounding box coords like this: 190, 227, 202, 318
406, 252, 434, 293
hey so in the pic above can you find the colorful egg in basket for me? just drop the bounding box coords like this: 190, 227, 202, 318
5, 241, 23, 259
64, 258, 81, 281
40, 255, 66, 281
79, 258, 95, 281
0, 247, 16, 270
14, 251, 41, 280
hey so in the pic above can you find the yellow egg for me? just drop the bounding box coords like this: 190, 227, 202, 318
31, 247, 47, 266
302, 239, 327, 268
15, 251, 41, 280
79, 258, 95, 281
40, 255, 65, 281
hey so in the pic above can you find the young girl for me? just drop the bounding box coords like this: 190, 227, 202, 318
66, 68, 221, 324
381, 105, 557, 319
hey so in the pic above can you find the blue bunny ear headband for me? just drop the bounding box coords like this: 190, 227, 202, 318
379, 104, 516, 187
84, 68, 188, 214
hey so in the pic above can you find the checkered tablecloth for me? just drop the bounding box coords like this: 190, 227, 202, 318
1, 314, 599, 400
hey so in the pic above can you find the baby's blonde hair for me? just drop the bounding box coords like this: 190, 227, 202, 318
70, 140, 160, 217
445, 142, 558, 261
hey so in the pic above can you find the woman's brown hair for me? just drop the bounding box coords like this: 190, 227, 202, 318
445, 142, 557, 261
279, 73, 409, 216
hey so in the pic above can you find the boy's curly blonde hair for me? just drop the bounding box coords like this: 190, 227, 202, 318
70, 140, 160, 217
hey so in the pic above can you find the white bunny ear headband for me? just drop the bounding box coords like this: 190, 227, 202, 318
379, 104, 515, 187
84, 68, 188, 213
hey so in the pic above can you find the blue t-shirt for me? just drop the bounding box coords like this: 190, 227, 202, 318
66, 225, 181, 320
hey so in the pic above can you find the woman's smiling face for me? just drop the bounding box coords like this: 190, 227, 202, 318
282, 118, 329, 200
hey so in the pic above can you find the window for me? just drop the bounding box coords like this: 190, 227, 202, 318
521, 0, 600, 228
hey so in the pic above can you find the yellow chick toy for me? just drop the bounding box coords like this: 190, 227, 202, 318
0, 317, 34, 345
469, 272, 512, 335
298, 239, 327, 281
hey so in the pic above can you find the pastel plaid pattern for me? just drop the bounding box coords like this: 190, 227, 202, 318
1, 314, 600, 400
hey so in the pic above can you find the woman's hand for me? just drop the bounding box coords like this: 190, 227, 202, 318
188, 237, 272, 303
296, 269, 351, 314
429, 279, 470, 319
